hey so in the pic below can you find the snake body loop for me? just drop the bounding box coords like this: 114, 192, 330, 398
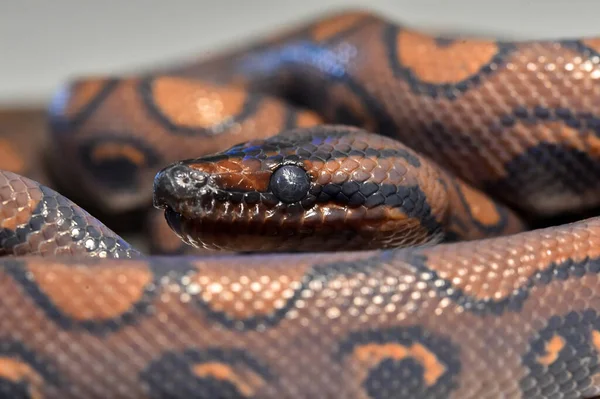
2, 9, 600, 399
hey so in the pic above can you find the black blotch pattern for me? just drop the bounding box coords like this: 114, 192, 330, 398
207, 126, 421, 167
317, 182, 442, 236
48, 79, 120, 131
140, 348, 272, 399
424, 105, 600, 212
0, 340, 62, 398
0, 257, 196, 334
384, 24, 515, 99
236, 37, 400, 138
433, 37, 456, 47
485, 143, 600, 210
78, 134, 161, 192
282, 105, 300, 130
446, 176, 510, 235
191, 250, 397, 330
138, 76, 263, 136
311, 14, 377, 45
336, 326, 461, 399
560, 40, 600, 58
334, 103, 371, 128
190, 246, 600, 332
406, 252, 600, 316
0, 379, 31, 399
520, 309, 600, 399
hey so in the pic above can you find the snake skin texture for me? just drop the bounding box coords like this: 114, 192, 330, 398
153, 125, 524, 252
2, 8, 600, 399
172, 10, 600, 217
0, 171, 140, 258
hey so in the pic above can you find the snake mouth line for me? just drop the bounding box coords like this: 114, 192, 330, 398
163, 206, 187, 237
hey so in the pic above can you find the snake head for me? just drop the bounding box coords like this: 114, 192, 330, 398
153, 125, 448, 252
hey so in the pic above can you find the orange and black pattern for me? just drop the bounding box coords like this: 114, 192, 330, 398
153, 125, 524, 252
47, 76, 322, 214
174, 10, 600, 217
2, 220, 600, 397
2, 8, 600, 399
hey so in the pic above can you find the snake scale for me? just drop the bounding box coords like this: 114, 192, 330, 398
3, 8, 600, 398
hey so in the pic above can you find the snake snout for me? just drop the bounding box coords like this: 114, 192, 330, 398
152, 163, 208, 210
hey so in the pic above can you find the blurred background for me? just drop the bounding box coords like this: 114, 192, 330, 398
2, 0, 600, 107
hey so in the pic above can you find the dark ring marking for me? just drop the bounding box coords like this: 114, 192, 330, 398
0, 340, 63, 397
487, 107, 600, 202
138, 76, 264, 137
496, 105, 600, 133
383, 24, 516, 99
447, 177, 510, 235
48, 78, 120, 132
237, 42, 399, 137
78, 134, 162, 191
190, 251, 396, 330
314, 182, 442, 237
336, 326, 461, 399
140, 347, 272, 399
312, 15, 379, 45
212, 127, 421, 168
282, 106, 302, 131
193, 248, 600, 330
560, 39, 600, 58
520, 309, 600, 398
425, 105, 600, 205
485, 143, 600, 207
406, 252, 600, 316
327, 76, 399, 138
0, 258, 195, 335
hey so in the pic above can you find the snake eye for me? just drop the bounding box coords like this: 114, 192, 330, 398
269, 165, 310, 203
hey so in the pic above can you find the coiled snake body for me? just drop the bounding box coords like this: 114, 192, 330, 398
2, 9, 600, 398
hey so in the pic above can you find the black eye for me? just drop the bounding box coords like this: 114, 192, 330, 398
269, 165, 310, 203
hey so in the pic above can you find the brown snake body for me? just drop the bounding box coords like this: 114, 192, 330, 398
1, 9, 600, 399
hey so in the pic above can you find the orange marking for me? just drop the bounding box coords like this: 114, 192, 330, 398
217, 171, 271, 193
185, 258, 322, 320
295, 111, 323, 127
397, 30, 499, 84
582, 39, 600, 55
91, 143, 146, 166
0, 358, 43, 399
592, 330, 600, 352
193, 362, 264, 397
0, 139, 25, 174
537, 335, 565, 366
585, 134, 600, 158
188, 158, 271, 193
65, 78, 111, 118
152, 77, 247, 129
0, 184, 42, 232
456, 182, 501, 226
312, 11, 370, 41
354, 343, 445, 386
543, 124, 583, 151
28, 261, 152, 321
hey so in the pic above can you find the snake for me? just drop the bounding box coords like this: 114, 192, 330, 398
3, 8, 600, 398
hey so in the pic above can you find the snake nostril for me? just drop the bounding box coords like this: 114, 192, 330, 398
152, 168, 174, 209
168, 165, 207, 190
153, 163, 209, 210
